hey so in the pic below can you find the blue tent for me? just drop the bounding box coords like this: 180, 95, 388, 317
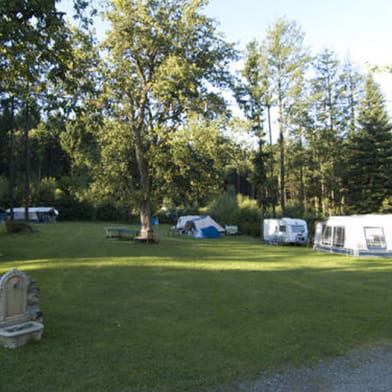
200, 225, 221, 238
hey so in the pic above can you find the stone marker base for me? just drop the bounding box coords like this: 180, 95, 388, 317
0, 321, 44, 349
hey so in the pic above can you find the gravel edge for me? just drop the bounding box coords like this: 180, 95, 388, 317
215, 343, 392, 392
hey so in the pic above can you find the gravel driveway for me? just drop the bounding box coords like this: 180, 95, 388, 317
217, 343, 392, 392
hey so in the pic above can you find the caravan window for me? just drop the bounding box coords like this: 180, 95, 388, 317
364, 227, 387, 249
333, 226, 345, 248
321, 226, 332, 246
279, 225, 286, 232
292, 225, 305, 233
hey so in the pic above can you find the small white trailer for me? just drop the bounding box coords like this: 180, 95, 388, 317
6, 207, 59, 223
263, 217, 308, 245
313, 214, 392, 257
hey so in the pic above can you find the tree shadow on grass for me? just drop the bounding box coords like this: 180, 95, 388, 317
1, 257, 392, 392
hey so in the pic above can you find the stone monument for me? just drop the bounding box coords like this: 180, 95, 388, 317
0, 268, 44, 349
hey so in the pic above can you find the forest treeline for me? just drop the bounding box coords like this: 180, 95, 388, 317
1, 0, 391, 233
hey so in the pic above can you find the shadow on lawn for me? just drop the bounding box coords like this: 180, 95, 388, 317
1, 225, 392, 389
1, 257, 392, 392
1, 227, 392, 275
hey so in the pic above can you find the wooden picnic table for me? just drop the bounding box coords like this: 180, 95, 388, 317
104, 227, 139, 240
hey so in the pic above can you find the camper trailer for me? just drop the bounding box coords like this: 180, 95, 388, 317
313, 214, 392, 257
6, 207, 59, 223
263, 218, 308, 245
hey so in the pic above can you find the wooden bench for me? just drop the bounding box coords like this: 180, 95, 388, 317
104, 227, 139, 240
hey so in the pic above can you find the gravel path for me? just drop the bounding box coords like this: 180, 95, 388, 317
217, 343, 392, 392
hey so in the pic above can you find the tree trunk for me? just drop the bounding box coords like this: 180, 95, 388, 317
8, 127, 15, 221
299, 163, 304, 210
278, 121, 285, 215
139, 197, 153, 240
133, 124, 154, 241
23, 103, 31, 221
267, 104, 276, 218
260, 203, 265, 243
277, 84, 286, 215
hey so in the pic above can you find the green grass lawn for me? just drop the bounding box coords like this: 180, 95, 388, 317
1, 222, 392, 391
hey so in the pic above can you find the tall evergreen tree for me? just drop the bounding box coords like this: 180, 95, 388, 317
236, 40, 271, 234
308, 49, 346, 214
262, 18, 310, 214
344, 73, 392, 213
340, 59, 363, 138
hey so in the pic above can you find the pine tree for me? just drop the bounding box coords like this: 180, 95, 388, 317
344, 73, 392, 213
308, 49, 345, 215
262, 18, 310, 214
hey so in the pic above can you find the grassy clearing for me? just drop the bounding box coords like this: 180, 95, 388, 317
1, 222, 392, 391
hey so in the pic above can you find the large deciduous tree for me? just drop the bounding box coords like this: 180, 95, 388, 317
102, 0, 236, 240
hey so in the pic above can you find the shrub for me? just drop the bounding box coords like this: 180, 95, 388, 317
208, 187, 239, 226
275, 201, 305, 219
5, 221, 33, 233
95, 202, 121, 221
380, 196, 392, 213
53, 194, 94, 221
156, 211, 173, 224
237, 195, 260, 237
31, 177, 57, 204
164, 207, 200, 225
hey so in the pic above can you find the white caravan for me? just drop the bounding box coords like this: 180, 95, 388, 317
263, 217, 308, 245
313, 214, 392, 257
6, 207, 59, 222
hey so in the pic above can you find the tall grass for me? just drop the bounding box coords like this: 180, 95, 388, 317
1, 222, 392, 391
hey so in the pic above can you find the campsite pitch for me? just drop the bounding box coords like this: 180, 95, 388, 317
1, 222, 392, 392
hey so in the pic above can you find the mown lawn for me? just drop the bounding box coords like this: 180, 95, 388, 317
1, 222, 392, 392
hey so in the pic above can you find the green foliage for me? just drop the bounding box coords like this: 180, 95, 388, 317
380, 196, 392, 213
0, 175, 9, 205
262, 18, 311, 213
344, 73, 392, 214
0, 1, 99, 224
164, 206, 201, 224
207, 190, 260, 236
4, 220, 33, 233
95, 202, 128, 222
3, 4, 392, 226
208, 187, 239, 225
101, 0, 236, 231
237, 194, 260, 236
31, 177, 58, 204
281, 200, 307, 218
53, 193, 94, 221
154, 115, 228, 207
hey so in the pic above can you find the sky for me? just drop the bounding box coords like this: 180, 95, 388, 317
204, 0, 392, 106
61, 0, 392, 67
60, 0, 392, 111
205, 0, 392, 67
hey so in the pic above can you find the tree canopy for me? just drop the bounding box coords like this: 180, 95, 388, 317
0, 2, 391, 230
